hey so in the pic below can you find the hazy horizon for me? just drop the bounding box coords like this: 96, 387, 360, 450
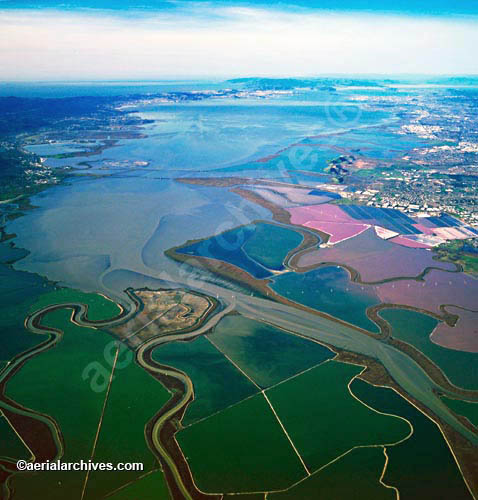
1, 2, 478, 80
2, 74, 478, 84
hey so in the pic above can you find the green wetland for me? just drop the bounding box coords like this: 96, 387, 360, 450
108, 471, 170, 500
83, 357, 171, 499
441, 396, 478, 428
0, 413, 31, 461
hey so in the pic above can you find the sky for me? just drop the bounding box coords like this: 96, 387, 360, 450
0, 1, 477, 80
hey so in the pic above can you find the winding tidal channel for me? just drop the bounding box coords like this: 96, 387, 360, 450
1, 281, 477, 499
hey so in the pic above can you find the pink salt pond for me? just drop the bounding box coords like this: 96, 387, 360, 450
296, 227, 455, 282
304, 221, 369, 244
389, 235, 433, 249
288, 204, 356, 225
288, 204, 369, 243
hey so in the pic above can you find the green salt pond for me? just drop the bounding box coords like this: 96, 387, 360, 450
152, 335, 258, 425
442, 397, 478, 428
208, 314, 335, 388
381, 308, 478, 390
351, 379, 471, 499
266, 360, 409, 471
177, 393, 305, 493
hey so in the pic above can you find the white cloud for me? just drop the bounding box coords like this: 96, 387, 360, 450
0, 7, 477, 80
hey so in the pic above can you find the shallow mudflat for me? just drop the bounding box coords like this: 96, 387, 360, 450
7, 175, 269, 301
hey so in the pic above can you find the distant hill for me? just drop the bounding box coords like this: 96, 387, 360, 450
226, 77, 388, 91
0, 95, 116, 137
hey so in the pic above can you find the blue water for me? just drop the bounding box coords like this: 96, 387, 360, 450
271, 266, 381, 333
178, 225, 273, 280
24, 142, 96, 155
33, 98, 389, 174
0, 81, 224, 98
4, 83, 421, 305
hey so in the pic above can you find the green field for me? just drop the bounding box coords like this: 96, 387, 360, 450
460, 254, 478, 275
0, 413, 31, 461
351, 379, 471, 499
266, 361, 410, 471
0, 285, 120, 366
30, 288, 121, 321
177, 393, 306, 493
270, 447, 395, 499
152, 336, 258, 425
208, 315, 335, 388
83, 359, 171, 499
0, 263, 54, 363
243, 223, 303, 270
7, 308, 115, 499
381, 308, 478, 390
442, 396, 478, 428
435, 240, 478, 276
108, 471, 170, 500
